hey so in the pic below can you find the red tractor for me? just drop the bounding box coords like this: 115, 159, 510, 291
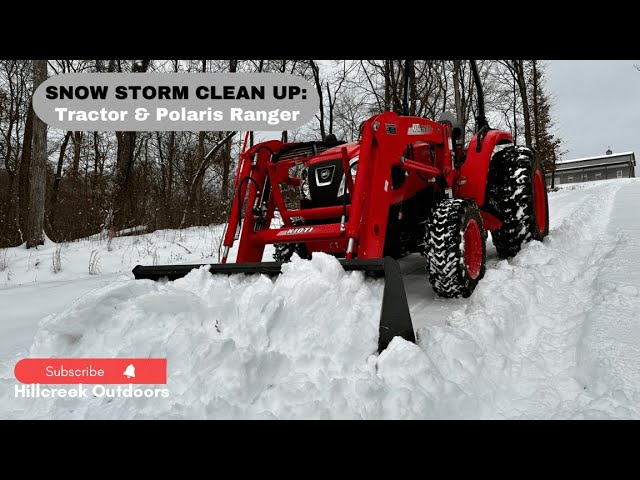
134, 60, 549, 353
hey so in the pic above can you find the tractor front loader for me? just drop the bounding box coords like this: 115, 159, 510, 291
133, 60, 550, 353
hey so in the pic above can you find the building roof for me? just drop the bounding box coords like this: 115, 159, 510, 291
557, 151, 635, 165
554, 161, 632, 172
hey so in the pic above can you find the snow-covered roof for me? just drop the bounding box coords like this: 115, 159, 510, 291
554, 161, 632, 172
557, 151, 635, 165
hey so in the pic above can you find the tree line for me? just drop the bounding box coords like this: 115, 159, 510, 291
0, 59, 562, 249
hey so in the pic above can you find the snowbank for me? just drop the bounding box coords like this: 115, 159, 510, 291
0, 253, 389, 419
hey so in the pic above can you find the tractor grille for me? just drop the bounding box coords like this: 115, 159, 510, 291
306, 158, 344, 208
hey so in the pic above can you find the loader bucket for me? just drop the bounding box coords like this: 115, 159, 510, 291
132, 256, 415, 353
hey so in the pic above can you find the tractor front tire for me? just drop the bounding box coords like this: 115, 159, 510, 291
486, 146, 550, 258
423, 199, 487, 298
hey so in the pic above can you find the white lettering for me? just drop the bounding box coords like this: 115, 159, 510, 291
45, 365, 104, 377
55, 107, 68, 120
156, 107, 223, 122
229, 109, 300, 125
14, 384, 27, 397
156, 107, 169, 120
54, 108, 128, 122
230, 107, 243, 121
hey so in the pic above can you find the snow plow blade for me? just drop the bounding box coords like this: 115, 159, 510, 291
132, 256, 415, 353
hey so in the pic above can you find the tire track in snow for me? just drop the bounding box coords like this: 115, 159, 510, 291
570, 182, 640, 418
378, 181, 628, 418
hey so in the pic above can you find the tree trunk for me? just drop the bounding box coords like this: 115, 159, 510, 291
26, 60, 48, 248
71, 131, 82, 175
49, 130, 72, 234
111, 60, 150, 231
512, 75, 518, 142
222, 60, 237, 203
326, 83, 333, 135
408, 60, 416, 116
310, 60, 325, 139
93, 131, 100, 178
18, 102, 33, 235
167, 131, 175, 224
1, 173, 18, 245
53, 132, 71, 190
383, 60, 392, 112
532, 60, 541, 151
452, 60, 465, 146
194, 131, 206, 223
514, 60, 532, 148
180, 132, 236, 229
113, 130, 136, 229
221, 136, 232, 205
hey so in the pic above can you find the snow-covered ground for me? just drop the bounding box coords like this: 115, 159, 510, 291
1, 178, 639, 418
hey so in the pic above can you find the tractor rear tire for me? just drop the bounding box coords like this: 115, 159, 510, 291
423, 199, 486, 298
486, 145, 550, 258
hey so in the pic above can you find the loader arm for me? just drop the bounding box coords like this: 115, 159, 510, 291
219, 112, 453, 262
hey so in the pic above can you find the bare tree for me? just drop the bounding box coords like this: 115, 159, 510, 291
309, 60, 326, 139
452, 60, 465, 145
26, 60, 47, 248
18, 100, 33, 234
111, 59, 151, 231
180, 131, 236, 228
503, 60, 533, 147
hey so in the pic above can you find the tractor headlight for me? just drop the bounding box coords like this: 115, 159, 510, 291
337, 156, 358, 197
301, 166, 311, 200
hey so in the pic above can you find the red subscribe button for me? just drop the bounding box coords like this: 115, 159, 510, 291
14, 358, 167, 384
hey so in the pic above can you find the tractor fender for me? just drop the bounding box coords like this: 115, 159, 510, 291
457, 130, 513, 208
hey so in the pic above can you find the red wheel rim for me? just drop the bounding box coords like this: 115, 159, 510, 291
533, 170, 547, 233
464, 218, 482, 280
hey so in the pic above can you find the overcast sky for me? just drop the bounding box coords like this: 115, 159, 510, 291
547, 60, 640, 160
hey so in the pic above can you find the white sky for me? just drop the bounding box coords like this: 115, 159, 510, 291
547, 60, 640, 160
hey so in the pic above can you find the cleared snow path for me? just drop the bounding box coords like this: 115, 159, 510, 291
0, 274, 121, 362
574, 183, 640, 417
401, 179, 636, 418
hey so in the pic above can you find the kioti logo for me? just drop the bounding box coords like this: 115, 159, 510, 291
14, 358, 167, 384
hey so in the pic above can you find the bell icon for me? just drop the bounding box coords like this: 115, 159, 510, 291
123, 364, 136, 378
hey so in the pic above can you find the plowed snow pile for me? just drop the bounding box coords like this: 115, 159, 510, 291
1, 178, 640, 419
